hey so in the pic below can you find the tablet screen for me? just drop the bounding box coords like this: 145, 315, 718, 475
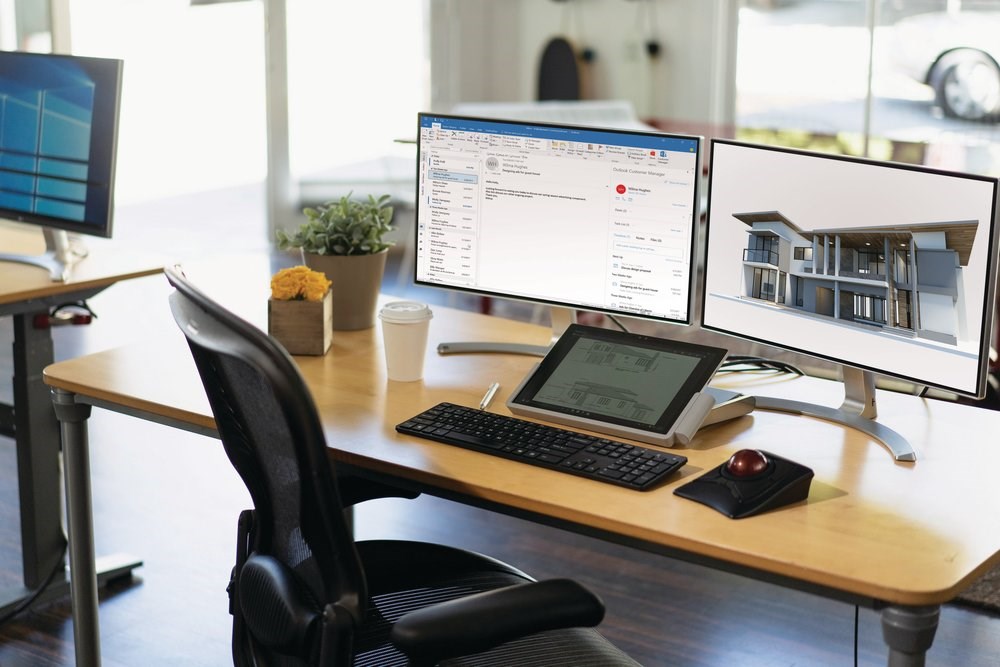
510, 324, 728, 435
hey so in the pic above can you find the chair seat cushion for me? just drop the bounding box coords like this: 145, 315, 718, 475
352, 540, 640, 666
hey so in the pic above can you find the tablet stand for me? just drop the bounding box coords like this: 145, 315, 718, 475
702, 387, 757, 427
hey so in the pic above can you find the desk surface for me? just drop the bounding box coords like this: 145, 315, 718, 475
42, 284, 1000, 609
0, 223, 162, 306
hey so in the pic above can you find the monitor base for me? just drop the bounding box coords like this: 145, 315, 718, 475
437, 341, 551, 356
437, 305, 577, 357
752, 396, 916, 462
0, 229, 87, 282
752, 367, 916, 462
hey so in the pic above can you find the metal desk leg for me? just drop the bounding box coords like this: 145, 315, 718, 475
52, 388, 100, 667
10, 311, 65, 589
881, 604, 940, 667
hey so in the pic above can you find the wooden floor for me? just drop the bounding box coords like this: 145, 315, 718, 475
2, 187, 1000, 665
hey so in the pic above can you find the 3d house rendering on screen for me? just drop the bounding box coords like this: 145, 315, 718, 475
734, 210, 977, 347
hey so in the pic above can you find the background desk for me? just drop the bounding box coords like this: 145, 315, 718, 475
0, 223, 161, 622
43, 280, 1000, 666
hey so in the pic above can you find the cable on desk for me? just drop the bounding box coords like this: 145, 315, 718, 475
581, 319, 805, 379
716, 355, 805, 377
591, 322, 806, 378
0, 539, 68, 627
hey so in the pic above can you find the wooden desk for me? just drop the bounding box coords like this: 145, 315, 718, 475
0, 224, 162, 629
43, 283, 1000, 666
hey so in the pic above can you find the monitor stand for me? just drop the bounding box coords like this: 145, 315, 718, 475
0, 228, 88, 282
752, 366, 916, 462
437, 305, 578, 357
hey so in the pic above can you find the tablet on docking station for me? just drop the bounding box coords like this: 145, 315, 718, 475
507, 324, 752, 447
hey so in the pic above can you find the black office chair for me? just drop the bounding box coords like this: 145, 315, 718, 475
164, 266, 640, 667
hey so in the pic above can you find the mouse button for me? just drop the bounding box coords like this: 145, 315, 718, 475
673, 478, 744, 517
700, 465, 728, 482
724, 477, 781, 503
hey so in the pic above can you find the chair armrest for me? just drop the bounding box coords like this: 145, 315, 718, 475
389, 578, 605, 663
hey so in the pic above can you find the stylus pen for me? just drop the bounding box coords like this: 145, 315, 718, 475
480, 381, 501, 411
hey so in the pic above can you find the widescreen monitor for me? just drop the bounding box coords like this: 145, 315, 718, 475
415, 113, 701, 355
0, 50, 123, 281
702, 139, 1000, 460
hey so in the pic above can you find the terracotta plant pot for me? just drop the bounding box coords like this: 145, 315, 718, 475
303, 249, 387, 330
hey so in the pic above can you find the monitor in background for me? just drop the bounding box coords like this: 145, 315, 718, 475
0, 50, 123, 281
415, 113, 702, 356
702, 139, 1000, 461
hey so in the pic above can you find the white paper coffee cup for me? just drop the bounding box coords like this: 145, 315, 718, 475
379, 301, 433, 382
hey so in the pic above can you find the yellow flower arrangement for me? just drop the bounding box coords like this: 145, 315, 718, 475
270, 265, 331, 302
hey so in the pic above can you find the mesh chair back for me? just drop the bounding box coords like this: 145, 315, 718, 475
166, 266, 367, 639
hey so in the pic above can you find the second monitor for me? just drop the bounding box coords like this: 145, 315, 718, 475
702, 139, 1000, 461
414, 113, 702, 355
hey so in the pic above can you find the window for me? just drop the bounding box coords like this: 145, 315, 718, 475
751, 267, 778, 301
854, 293, 887, 324
288, 1, 427, 202
894, 247, 911, 284
736, 1, 1000, 177
895, 290, 913, 329
793, 246, 813, 261
745, 234, 779, 264
858, 249, 887, 276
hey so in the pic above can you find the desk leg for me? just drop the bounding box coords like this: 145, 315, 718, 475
52, 388, 101, 667
881, 604, 939, 667
9, 311, 65, 588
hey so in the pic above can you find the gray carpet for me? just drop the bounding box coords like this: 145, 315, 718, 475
954, 566, 1000, 614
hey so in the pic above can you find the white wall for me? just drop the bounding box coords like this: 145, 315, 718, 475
429, 0, 738, 124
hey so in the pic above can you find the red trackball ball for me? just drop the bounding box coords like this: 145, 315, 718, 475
726, 449, 769, 478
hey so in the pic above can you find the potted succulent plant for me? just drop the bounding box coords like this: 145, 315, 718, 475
276, 193, 395, 330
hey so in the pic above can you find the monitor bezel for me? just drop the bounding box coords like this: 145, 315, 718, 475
0, 50, 123, 239
701, 138, 1000, 399
413, 111, 703, 328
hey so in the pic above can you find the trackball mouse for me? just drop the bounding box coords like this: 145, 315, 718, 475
674, 449, 814, 519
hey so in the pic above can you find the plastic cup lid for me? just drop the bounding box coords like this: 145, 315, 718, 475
379, 301, 433, 323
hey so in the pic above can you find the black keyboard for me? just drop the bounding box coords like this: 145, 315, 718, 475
396, 402, 687, 491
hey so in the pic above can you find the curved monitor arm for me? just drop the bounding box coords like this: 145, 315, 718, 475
437, 305, 577, 357
753, 366, 917, 462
